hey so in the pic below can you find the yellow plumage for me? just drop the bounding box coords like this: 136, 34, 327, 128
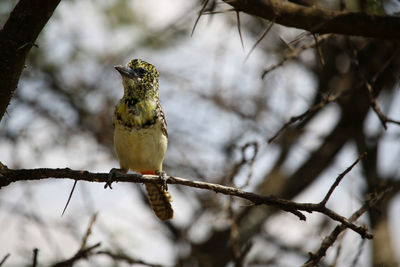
113, 59, 173, 221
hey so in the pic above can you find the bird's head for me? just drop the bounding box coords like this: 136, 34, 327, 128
115, 59, 159, 99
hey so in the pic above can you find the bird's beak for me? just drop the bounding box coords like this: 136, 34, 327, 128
114, 65, 137, 79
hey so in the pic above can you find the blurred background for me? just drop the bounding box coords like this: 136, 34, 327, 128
1, 0, 400, 266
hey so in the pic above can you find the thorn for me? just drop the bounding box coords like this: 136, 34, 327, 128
61, 180, 78, 217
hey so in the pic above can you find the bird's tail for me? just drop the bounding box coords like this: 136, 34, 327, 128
145, 183, 173, 221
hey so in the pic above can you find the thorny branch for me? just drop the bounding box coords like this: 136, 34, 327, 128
0, 154, 376, 239
223, 0, 400, 39
262, 34, 331, 78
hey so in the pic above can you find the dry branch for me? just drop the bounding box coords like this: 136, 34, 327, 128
51, 213, 99, 267
51, 243, 101, 267
302, 188, 392, 267
223, 0, 400, 39
268, 90, 344, 143
262, 34, 331, 78
0, 155, 374, 239
350, 45, 400, 130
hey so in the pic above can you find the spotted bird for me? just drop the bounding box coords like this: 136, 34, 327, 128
113, 59, 173, 221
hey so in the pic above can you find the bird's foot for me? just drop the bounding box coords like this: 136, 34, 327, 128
106, 168, 125, 189
155, 170, 168, 191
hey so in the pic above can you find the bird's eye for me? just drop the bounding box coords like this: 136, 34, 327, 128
136, 68, 147, 78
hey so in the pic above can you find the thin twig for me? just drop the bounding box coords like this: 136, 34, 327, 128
302, 187, 392, 267
365, 82, 400, 129
51, 243, 101, 267
226, 142, 258, 188
268, 92, 344, 143
350, 46, 400, 130
320, 152, 366, 205
51, 214, 99, 267
240, 142, 258, 188
79, 213, 98, 251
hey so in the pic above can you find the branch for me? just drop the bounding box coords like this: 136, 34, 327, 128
223, 0, 400, 39
350, 45, 400, 130
268, 90, 344, 143
302, 187, 392, 267
51, 243, 101, 267
51, 213, 100, 267
262, 34, 331, 78
365, 81, 400, 129
0, 0, 62, 121
0, 160, 373, 238
95, 251, 167, 267
320, 152, 366, 205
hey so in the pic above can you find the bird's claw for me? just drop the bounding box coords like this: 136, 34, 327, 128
156, 170, 168, 191
106, 168, 120, 189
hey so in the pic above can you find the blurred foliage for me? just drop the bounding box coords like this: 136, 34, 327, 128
1, 0, 400, 266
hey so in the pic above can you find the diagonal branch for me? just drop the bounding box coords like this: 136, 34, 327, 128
320, 152, 366, 205
51, 243, 101, 267
0, 0, 62, 121
223, 0, 400, 40
268, 90, 344, 143
302, 187, 392, 267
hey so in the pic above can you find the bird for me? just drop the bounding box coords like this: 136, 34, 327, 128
112, 58, 173, 221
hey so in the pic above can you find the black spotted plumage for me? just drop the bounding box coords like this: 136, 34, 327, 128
113, 58, 173, 221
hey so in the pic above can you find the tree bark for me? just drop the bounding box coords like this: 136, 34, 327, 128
0, 0, 62, 121
224, 0, 400, 39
